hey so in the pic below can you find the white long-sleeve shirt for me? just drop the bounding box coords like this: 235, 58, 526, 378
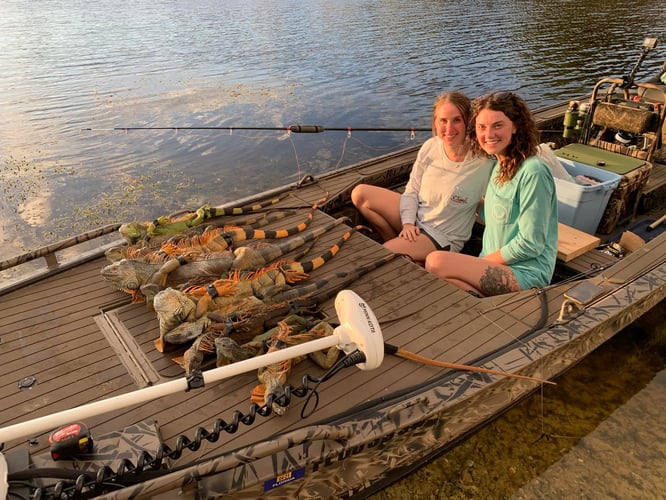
400, 137, 494, 252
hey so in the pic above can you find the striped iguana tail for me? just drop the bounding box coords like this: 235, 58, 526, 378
205, 252, 399, 328
230, 216, 350, 270
275, 251, 399, 305
107, 208, 297, 262
119, 191, 301, 244
191, 224, 362, 318
159, 197, 327, 256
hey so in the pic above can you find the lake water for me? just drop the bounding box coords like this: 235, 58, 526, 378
1, 0, 665, 257
1, 1, 665, 496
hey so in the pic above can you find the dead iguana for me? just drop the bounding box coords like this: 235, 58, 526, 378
101, 217, 350, 304
118, 193, 291, 244
105, 209, 297, 263
152, 250, 397, 351
218, 316, 339, 416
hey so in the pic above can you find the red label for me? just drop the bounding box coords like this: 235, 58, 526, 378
50, 423, 82, 443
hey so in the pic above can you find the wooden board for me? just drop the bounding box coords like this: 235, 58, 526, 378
557, 222, 601, 262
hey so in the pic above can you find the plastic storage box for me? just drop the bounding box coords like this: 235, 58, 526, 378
555, 144, 653, 234
554, 158, 621, 234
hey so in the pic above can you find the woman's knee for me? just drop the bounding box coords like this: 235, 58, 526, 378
351, 184, 368, 207
424, 250, 448, 274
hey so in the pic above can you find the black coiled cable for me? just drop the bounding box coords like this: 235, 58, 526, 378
19, 350, 366, 499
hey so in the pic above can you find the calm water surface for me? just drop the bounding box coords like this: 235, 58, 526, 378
1, 1, 665, 496
1, 0, 665, 255
373, 301, 666, 499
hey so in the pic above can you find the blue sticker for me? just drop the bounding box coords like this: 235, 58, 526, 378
264, 467, 306, 491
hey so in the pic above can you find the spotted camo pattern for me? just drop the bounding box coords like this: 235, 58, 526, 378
597, 162, 652, 234
84, 262, 664, 499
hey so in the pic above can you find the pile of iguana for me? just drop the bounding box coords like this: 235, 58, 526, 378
152, 251, 397, 353
151, 224, 363, 351
108, 195, 328, 265
170, 314, 338, 415
101, 216, 350, 305
217, 315, 339, 416
106, 209, 299, 262
108, 192, 400, 417
155, 196, 327, 257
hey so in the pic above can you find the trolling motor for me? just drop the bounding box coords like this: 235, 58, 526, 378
621, 37, 658, 89
563, 36, 659, 141
0, 290, 383, 448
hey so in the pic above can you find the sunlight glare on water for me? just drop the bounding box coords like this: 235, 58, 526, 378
0, 0, 664, 256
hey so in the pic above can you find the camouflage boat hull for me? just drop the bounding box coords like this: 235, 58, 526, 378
89, 257, 665, 499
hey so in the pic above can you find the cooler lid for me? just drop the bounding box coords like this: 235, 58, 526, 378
554, 144, 647, 175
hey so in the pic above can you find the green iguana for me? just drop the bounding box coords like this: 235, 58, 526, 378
118, 193, 292, 244
101, 217, 350, 304
152, 250, 397, 351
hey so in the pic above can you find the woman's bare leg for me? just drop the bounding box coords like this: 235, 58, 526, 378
425, 251, 521, 296
351, 184, 402, 241
384, 235, 437, 265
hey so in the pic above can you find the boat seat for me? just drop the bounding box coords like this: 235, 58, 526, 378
582, 78, 666, 162
590, 102, 658, 135
637, 84, 666, 104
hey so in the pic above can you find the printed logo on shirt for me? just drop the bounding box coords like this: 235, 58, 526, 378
493, 204, 509, 222
449, 186, 468, 205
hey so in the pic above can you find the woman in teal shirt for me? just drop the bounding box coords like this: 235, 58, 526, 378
425, 91, 558, 296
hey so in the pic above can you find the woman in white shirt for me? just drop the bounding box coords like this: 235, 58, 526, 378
351, 91, 494, 264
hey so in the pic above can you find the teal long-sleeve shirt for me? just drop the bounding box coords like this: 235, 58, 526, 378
480, 156, 558, 289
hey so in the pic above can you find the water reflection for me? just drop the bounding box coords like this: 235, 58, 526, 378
513, 366, 666, 499
1, 0, 665, 257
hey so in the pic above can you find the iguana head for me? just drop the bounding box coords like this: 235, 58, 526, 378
101, 259, 158, 302
119, 222, 150, 245
153, 288, 198, 337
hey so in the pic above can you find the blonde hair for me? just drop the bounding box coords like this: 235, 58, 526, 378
431, 91, 472, 136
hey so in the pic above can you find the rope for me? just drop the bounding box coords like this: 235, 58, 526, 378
384, 342, 554, 385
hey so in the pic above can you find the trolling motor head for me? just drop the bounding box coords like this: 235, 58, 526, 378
331, 290, 384, 370
621, 37, 659, 89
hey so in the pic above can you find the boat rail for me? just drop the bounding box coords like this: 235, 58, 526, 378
0, 224, 124, 296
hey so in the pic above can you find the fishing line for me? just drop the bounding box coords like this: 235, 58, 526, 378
82, 125, 432, 133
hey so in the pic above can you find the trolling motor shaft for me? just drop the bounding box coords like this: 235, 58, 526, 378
0, 290, 383, 446
621, 37, 658, 89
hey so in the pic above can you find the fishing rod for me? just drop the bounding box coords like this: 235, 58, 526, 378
82, 124, 432, 133
82, 124, 563, 135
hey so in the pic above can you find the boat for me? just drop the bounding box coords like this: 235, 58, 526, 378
1, 39, 665, 499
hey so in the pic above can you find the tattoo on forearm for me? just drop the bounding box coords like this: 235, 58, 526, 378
479, 267, 516, 296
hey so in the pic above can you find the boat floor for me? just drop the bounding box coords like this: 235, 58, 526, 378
1, 161, 665, 480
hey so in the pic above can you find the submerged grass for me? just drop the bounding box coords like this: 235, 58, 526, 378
374, 300, 666, 500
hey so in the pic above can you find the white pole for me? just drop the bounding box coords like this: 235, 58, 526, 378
0, 335, 339, 445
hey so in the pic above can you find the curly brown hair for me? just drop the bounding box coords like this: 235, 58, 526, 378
469, 91, 539, 184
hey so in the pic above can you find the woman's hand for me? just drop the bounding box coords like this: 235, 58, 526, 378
399, 223, 420, 242
482, 249, 507, 265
